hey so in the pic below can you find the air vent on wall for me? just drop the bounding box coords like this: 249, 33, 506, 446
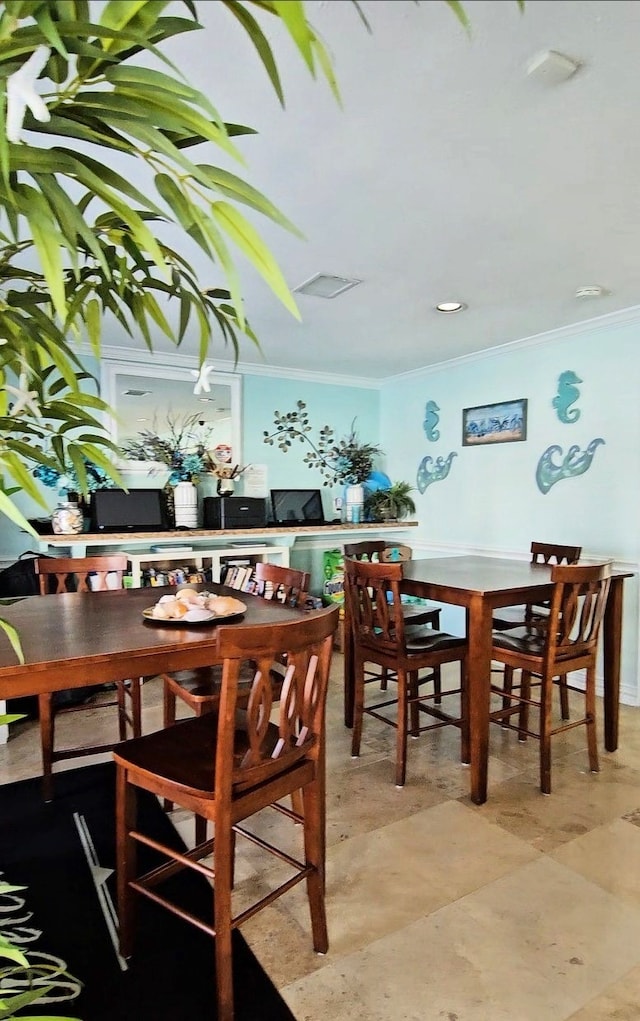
122, 388, 152, 396
293, 273, 362, 299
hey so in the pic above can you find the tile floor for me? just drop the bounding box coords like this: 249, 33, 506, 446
2, 658, 640, 1021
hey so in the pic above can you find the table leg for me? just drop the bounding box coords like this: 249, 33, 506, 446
467, 594, 493, 805
603, 576, 624, 752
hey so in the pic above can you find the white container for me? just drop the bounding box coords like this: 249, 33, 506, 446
173, 481, 198, 528
344, 484, 364, 524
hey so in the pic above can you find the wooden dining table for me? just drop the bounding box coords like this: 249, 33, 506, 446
0, 583, 311, 702
342, 554, 633, 806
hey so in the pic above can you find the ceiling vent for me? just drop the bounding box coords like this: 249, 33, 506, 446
293, 273, 362, 299
526, 50, 581, 85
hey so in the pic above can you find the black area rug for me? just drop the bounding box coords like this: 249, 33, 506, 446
0, 763, 297, 1020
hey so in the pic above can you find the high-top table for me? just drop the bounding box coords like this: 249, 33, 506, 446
0, 584, 318, 700
342, 555, 633, 805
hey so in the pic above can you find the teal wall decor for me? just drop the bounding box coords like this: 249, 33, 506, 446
416, 451, 457, 493
552, 370, 582, 423
423, 400, 440, 441
535, 438, 605, 494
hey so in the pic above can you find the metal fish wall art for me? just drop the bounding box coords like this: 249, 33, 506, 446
535, 438, 605, 494
416, 451, 457, 493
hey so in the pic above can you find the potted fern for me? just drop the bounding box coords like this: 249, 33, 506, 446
364, 481, 416, 522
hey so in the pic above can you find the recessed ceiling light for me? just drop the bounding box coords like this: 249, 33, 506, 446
575, 285, 610, 299
435, 301, 467, 314
293, 273, 362, 299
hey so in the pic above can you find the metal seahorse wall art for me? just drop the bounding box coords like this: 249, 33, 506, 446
552, 370, 582, 423
535, 438, 605, 494
416, 451, 457, 493
423, 400, 440, 441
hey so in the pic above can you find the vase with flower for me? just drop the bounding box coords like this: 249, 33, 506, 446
32, 459, 111, 533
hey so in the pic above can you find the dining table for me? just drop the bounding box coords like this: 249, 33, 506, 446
0, 582, 313, 703
342, 554, 633, 805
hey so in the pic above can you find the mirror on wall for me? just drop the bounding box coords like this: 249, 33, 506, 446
100, 358, 242, 470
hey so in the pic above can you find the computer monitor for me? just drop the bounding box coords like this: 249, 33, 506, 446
90, 489, 168, 532
270, 488, 325, 526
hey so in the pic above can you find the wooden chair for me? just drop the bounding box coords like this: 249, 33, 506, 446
343, 541, 442, 628
34, 555, 142, 801
489, 562, 612, 794
492, 542, 582, 630
114, 606, 338, 1021
161, 561, 310, 726
492, 542, 582, 721
161, 561, 310, 814
343, 541, 442, 694
343, 557, 468, 787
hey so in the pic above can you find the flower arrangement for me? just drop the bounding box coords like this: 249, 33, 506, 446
33, 458, 111, 496
120, 413, 249, 487
263, 402, 382, 485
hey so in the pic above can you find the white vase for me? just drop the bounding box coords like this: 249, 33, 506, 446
173, 481, 198, 528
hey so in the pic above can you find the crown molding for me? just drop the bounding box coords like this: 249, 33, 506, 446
98, 345, 380, 390
384, 304, 640, 385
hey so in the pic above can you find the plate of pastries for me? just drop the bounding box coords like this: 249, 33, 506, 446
142, 586, 246, 624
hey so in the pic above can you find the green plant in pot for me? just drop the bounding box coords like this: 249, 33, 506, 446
364, 481, 416, 522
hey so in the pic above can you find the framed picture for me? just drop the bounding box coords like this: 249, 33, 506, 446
462, 398, 528, 447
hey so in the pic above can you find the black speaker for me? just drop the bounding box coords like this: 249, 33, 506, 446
202, 496, 267, 529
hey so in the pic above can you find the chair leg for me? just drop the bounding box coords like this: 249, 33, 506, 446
163, 680, 177, 813
501, 665, 515, 726
116, 765, 137, 960
518, 671, 531, 742
116, 682, 127, 741
408, 671, 420, 737
302, 778, 329, 954
351, 658, 365, 758
380, 667, 389, 691
585, 665, 599, 774
38, 693, 55, 803
558, 676, 570, 720
130, 678, 142, 737
163, 679, 177, 729
395, 669, 408, 787
291, 788, 304, 818
433, 665, 442, 704
213, 822, 235, 1021
195, 814, 207, 846
539, 672, 553, 795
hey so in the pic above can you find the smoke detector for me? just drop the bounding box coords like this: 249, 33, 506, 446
293, 273, 362, 299
526, 50, 581, 85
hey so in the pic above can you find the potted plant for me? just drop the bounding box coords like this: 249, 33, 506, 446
364, 481, 417, 522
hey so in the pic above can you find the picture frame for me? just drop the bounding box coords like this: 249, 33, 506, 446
462, 398, 528, 447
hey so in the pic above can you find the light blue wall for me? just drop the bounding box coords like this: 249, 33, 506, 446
380, 315, 640, 702
242, 373, 380, 520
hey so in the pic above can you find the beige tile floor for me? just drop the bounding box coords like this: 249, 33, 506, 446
2, 658, 640, 1021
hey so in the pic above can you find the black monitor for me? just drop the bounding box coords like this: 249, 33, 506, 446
90, 489, 168, 532
270, 488, 325, 526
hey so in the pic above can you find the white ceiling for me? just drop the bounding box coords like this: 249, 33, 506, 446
131, 0, 640, 380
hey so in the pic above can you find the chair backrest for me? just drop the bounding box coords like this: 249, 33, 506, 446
530, 542, 582, 566
343, 540, 387, 562
343, 557, 405, 656
547, 562, 612, 663
35, 555, 129, 594
214, 605, 339, 792
252, 561, 310, 607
